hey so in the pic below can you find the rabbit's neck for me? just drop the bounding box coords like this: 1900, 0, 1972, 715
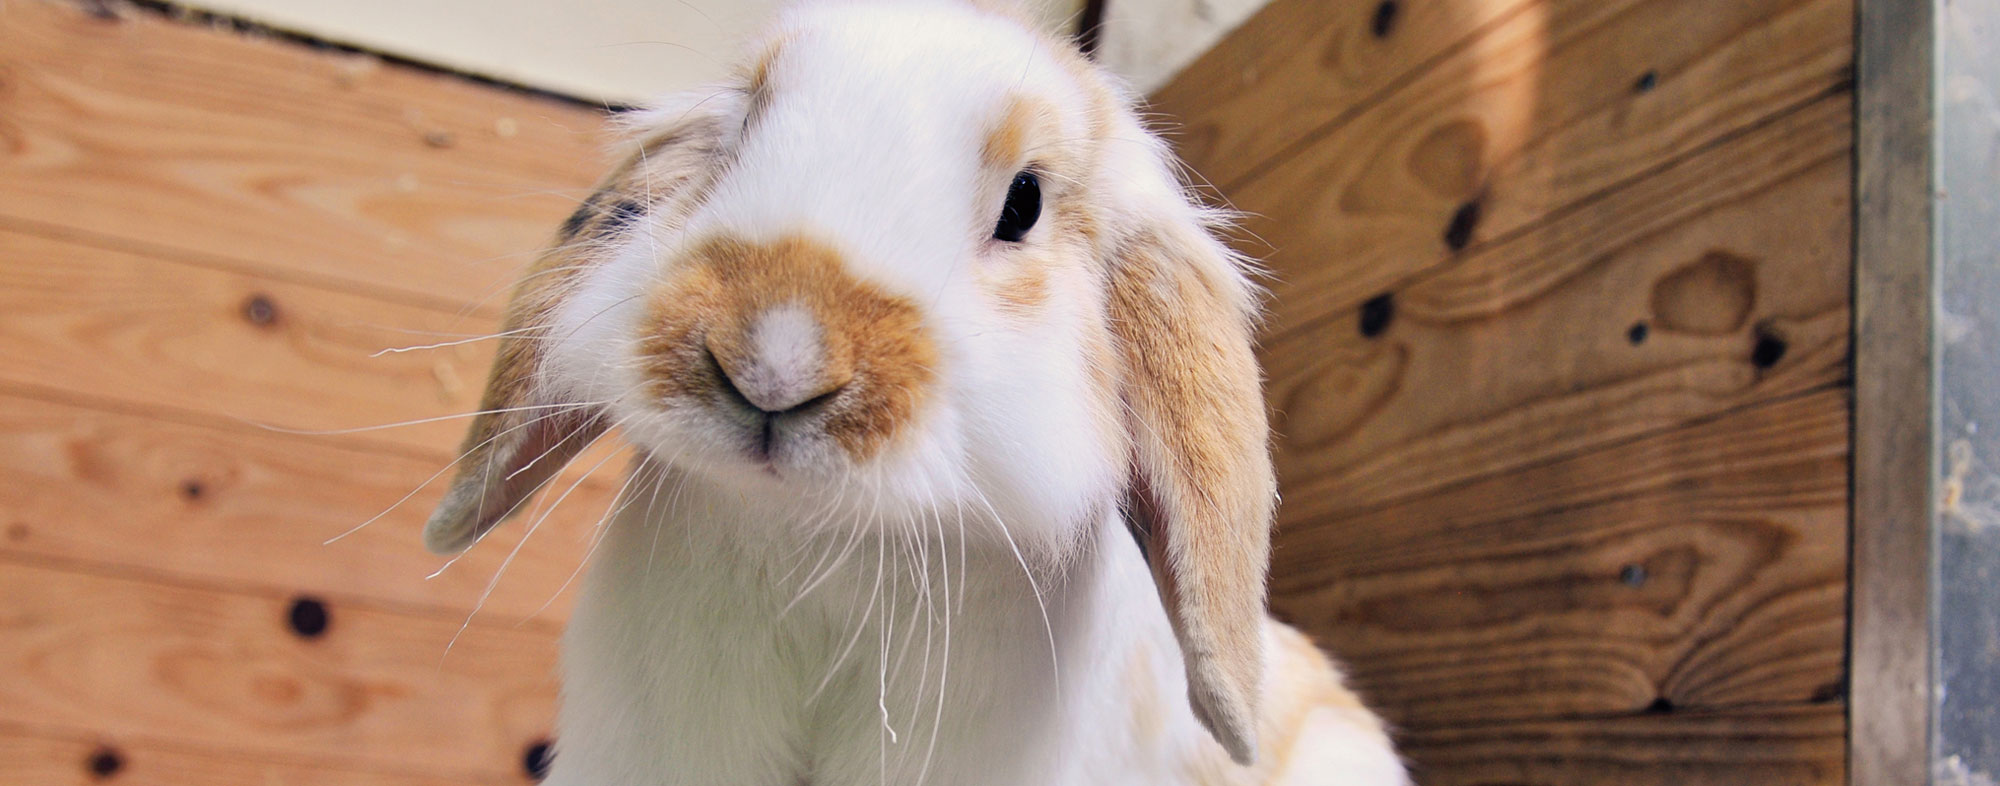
553, 472, 1209, 785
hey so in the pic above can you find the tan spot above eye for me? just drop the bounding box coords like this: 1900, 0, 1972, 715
740, 34, 792, 131
983, 94, 1051, 172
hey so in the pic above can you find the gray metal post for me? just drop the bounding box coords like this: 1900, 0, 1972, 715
1855, 2, 2000, 784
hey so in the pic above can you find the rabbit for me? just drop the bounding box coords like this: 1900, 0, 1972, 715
420, 2, 1408, 784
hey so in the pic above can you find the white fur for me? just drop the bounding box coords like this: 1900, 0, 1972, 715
515, 3, 1408, 784
739, 302, 829, 412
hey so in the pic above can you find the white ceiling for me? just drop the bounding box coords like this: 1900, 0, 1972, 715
177, 0, 1267, 103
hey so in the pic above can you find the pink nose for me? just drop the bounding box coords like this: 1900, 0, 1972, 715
706, 303, 851, 416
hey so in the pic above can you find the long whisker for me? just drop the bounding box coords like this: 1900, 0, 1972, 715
810, 480, 886, 704
912, 478, 952, 786
323, 408, 568, 545
370, 325, 553, 357
438, 425, 622, 667
241, 402, 598, 436
521, 456, 662, 623
967, 486, 1060, 696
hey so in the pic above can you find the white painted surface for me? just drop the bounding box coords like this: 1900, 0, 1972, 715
179, 0, 782, 104
1099, 0, 1273, 92
176, 0, 1272, 101
178, 0, 1111, 103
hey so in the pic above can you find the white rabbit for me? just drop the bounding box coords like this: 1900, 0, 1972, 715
422, 2, 1408, 784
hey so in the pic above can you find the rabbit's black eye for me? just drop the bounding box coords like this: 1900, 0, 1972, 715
993, 171, 1041, 242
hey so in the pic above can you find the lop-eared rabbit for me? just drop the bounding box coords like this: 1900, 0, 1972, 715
422, 2, 1407, 784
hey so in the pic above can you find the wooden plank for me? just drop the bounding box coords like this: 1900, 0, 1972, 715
1151, 0, 1621, 189
1400, 704, 1844, 786
0, 560, 557, 780
1202, 0, 1850, 339
1273, 388, 1848, 726
0, 390, 620, 625
1261, 96, 1850, 525
0, 227, 504, 455
0, 0, 606, 310
0, 727, 494, 786
1851, 0, 1937, 783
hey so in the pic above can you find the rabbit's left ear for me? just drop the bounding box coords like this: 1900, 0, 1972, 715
1107, 207, 1276, 765
424, 89, 742, 555
420, 202, 619, 555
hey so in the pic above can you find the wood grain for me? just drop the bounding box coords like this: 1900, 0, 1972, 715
1400, 704, 1845, 786
0, 726, 494, 786
0, 560, 557, 781
1205, 0, 1851, 338
0, 227, 507, 455
0, 390, 620, 626
1261, 96, 1850, 526
1277, 388, 1848, 727
1162, 0, 1857, 780
1153, 0, 1633, 189
0, 0, 606, 311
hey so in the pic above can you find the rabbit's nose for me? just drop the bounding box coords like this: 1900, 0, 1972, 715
707, 303, 852, 416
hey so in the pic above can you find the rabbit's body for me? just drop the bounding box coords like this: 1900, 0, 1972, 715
419, 3, 1407, 784
556, 475, 1401, 786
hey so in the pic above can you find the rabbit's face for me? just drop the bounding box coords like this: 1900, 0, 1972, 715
546, 4, 1124, 545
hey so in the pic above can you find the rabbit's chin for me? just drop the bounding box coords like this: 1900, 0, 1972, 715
609, 396, 1112, 558
612, 397, 961, 513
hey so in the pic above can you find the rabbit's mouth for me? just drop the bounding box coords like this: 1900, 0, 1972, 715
628, 234, 940, 477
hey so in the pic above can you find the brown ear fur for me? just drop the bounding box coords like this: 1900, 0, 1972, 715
1108, 222, 1274, 765
419, 287, 606, 554
423, 95, 737, 555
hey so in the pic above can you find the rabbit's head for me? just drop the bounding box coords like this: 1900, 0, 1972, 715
424, 1, 1276, 764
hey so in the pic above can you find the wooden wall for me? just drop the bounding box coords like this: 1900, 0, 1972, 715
1150, 0, 1853, 783
0, 2, 615, 782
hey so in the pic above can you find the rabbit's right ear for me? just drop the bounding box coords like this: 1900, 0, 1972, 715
1105, 192, 1276, 765
423, 91, 742, 555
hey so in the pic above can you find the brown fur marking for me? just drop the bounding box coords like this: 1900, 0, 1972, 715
637, 235, 937, 460
1108, 225, 1275, 764
982, 94, 1051, 171
738, 33, 792, 134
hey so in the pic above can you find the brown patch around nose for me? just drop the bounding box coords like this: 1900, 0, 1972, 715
637, 235, 937, 460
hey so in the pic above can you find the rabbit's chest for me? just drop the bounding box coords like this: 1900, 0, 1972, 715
548, 510, 1195, 786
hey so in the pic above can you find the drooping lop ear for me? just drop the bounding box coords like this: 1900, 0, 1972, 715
420, 193, 628, 555
423, 380, 605, 554
423, 89, 742, 555
1106, 208, 1276, 765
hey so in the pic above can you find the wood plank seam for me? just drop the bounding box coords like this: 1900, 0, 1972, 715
0, 213, 519, 320
1274, 379, 1851, 538
1257, 81, 1853, 348
1388, 697, 1845, 733
0, 224, 556, 454
0, 386, 621, 623
1270, 386, 1849, 726
0, 561, 560, 779
1176, 0, 1548, 195
1271, 331, 1850, 550
0, 0, 612, 310
0, 718, 506, 785
0, 544, 570, 637
0, 377, 455, 464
